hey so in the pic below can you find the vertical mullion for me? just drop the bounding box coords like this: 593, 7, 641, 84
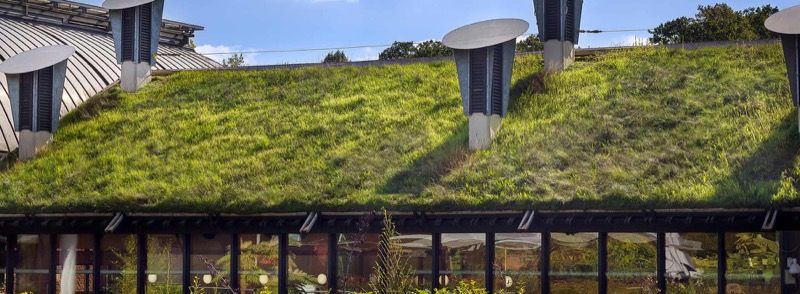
485, 233, 495, 293
136, 234, 147, 294
6, 234, 16, 294
49, 234, 57, 294
432, 233, 441, 292
598, 233, 608, 294
780, 232, 790, 294
541, 232, 550, 294
182, 233, 191, 294
656, 232, 666, 293
278, 234, 288, 294
93, 234, 102, 294
718, 232, 727, 294
328, 233, 338, 294
231, 233, 240, 293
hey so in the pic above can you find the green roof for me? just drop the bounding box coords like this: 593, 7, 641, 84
1, 44, 799, 214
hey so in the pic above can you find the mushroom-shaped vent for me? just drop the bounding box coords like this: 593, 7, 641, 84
0, 45, 73, 133
766, 5, 800, 106
533, 0, 584, 44
104, 0, 164, 66
443, 19, 529, 117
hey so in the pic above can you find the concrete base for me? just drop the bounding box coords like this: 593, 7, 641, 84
469, 114, 502, 150
18, 130, 52, 161
121, 61, 152, 92
544, 40, 575, 72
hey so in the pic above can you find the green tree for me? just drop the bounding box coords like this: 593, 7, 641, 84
223, 53, 245, 68
516, 35, 545, 52
743, 5, 780, 39
368, 211, 416, 294
323, 50, 349, 63
650, 4, 778, 44
413, 40, 453, 58
379, 41, 416, 60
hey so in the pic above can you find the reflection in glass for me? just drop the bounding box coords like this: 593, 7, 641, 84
393, 234, 433, 289
338, 233, 379, 293
56, 234, 95, 293
440, 233, 486, 289
146, 235, 183, 292
288, 234, 328, 294
1, 235, 6, 292
99, 234, 137, 293
665, 233, 718, 293
494, 233, 540, 294
726, 232, 780, 293
15, 234, 51, 293
550, 233, 598, 294
191, 234, 231, 292
607, 233, 656, 293
240, 234, 279, 293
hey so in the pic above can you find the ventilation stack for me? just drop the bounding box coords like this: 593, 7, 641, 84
533, 0, 583, 72
0, 45, 73, 160
443, 19, 529, 150
766, 5, 800, 134
103, 0, 164, 92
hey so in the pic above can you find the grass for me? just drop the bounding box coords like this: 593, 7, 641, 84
0, 44, 798, 213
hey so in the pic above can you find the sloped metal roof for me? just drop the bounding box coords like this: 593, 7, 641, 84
0, 17, 219, 153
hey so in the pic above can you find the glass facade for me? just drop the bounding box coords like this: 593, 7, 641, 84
440, 233, 486, 289
0, 235, 6, 293
99, 234, 137, 293
394, 234, 433, 289
190, 234, 231, 292
607, 233, 657, 293
55, 234, 95, 293
240, 234, 279, 294
494, 233, 541, 294
726, 232, 780, 293
146, 235, 183, 292
15, 234, 52, 293
550, 233, 598, 294
338, 233, 379, 293
288, 234, 328, 294
666, 233, 718, 293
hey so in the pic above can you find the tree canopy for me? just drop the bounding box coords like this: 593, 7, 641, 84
516, 35, 545, 52
650, 4, 778, 44
323, 50, 349, 63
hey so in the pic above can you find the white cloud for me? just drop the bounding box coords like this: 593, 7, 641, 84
613, 35, 651, 47
195, 44, 260, 66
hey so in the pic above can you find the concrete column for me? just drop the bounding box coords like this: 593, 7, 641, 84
469, 113, 503, 150
18, 130, 52, 161
59, 234, 78, 294
121, 61, 152, 92
543, 40, 575, 72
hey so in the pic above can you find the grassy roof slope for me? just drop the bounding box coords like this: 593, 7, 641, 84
0, 44, 798, 213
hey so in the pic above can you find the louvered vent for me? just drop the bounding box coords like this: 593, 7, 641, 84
544, 0, 561, 41
138, 3, 152, 63
18, 72, 34, 130
564, 0, 576, 42
490, 44, 504, 115
37, 67, 53, 132
121, 7, 136, 62
469, 48, 487, 114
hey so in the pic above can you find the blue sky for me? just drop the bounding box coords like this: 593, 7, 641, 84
84, 0, 797, 65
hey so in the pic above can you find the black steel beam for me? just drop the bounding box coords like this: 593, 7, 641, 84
657, 232, 666, 293
328, 233, 338, 294
780, 232, 789, 294
93, 233, 102, 294
718, 232, 726, 294
183, 233, 191, 294
541, 232, 550, 294
231, 233, 240, 293
5, 234, 15, 294
49, 234, 57, 294
136, 234, 147, 294
486, 233, 495, 293
278, 234, 288, 294
598, 232, 608, 294
432, 233, 441, 291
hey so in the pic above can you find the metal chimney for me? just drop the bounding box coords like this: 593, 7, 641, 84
103, 0, 164, 92
766, 5, 800, 133
533, 0, 583, 72
0, 45, 74, 160
443, 19, 529, 150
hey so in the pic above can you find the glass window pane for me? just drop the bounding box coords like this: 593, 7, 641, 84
338, 233, 379, 293
494, 233, 540, 294
191, 233, 231, 292
666, 233, 718, 293
99, 234, 137, 293
394, 234, 433, 289
726, 232, 780, 293
607, 233, 657, 293
288, 234, 328, 294
440, 233, 486, 289
240, 234, 279, 293
146, 235, 183, 292
56, 234, 95, 293
1, 235, 7, 293
550, 233, 598, 294
15, 234, 51, 293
